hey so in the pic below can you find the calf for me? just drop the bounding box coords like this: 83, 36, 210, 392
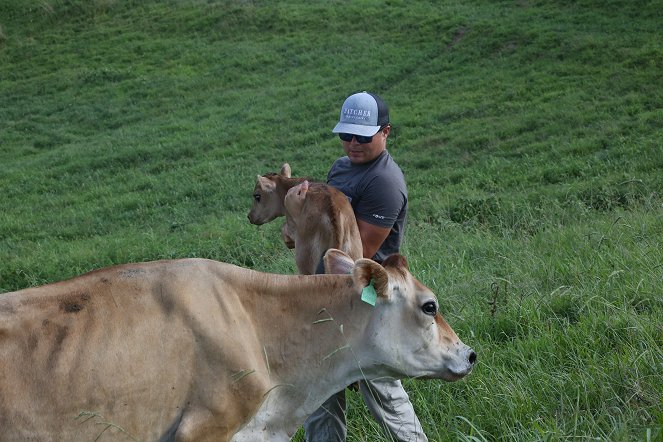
248, 163, 362, 274
0, 250, 476, 441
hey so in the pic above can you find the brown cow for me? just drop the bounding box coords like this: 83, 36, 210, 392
248, 163, 362, 274
0, 250, 475, 441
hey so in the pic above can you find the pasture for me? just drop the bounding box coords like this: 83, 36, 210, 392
1, 0, 661, 440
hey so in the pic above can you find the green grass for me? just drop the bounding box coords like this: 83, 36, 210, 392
1, 0, 661, 440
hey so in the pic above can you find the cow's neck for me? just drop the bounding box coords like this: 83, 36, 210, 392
228, 269, 395, 439
241, 272, 385, 408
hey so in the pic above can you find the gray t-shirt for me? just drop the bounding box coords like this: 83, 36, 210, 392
327, 150, 408, 263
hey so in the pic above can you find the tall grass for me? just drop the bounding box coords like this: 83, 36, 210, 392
1, 0, 661, 440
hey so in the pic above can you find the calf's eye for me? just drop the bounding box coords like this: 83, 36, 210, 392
421, 301, 437, 316
253, 194, 261, 202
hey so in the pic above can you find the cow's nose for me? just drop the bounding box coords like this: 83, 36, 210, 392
468, 351, 477, 365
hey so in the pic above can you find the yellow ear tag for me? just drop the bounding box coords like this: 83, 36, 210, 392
361, 279, 377, 306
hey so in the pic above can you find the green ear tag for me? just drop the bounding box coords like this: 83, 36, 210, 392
361, 280, 377, 306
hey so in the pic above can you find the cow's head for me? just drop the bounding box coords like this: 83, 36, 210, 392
324, 249, 476, 382
247, 163, 292, 225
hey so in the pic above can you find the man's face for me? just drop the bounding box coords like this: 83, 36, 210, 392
341, 125, 390, 164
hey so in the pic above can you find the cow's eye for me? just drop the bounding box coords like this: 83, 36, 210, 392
253, 194, 261, 202
421, 301, 437, 316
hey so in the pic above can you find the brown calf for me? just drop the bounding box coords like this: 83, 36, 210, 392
248, 163, 362, 274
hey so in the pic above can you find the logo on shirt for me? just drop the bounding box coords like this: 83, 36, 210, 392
372, 214, 386, 220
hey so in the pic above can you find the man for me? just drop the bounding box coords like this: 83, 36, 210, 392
304, 91, 428, 441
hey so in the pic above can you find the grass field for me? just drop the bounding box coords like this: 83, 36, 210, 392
1, 0, 661, 440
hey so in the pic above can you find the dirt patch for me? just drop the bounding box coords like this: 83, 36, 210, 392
59, 292, 90, 314
448, 26, 469, 49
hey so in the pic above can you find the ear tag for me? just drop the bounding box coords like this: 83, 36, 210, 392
361, 279, 377, 306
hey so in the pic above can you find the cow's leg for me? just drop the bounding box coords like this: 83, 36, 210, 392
232, 390, 305, 442
172, 406, 235, 442
174, 389, 265, 442
281, 222, 295, 249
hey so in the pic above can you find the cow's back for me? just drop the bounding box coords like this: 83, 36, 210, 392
0, 259, 268, 441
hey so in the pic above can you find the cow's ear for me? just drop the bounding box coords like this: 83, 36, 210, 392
286, 180, 309, 200
257, 175, 276, 191
324, 248, 354, 274
381, 254, 409, 278
352, 259, 389, 299
280, 163, 291, 178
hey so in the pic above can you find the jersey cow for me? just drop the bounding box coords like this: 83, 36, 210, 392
247, 163, 362, 274
0, 249, 475, 441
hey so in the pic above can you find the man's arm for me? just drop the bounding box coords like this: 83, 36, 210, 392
357, 219, 391, 259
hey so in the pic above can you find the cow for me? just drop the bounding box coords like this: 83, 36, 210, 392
0, 249, 476, 441
248, 163, 362, 274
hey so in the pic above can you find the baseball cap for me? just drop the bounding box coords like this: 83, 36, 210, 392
332, 91, 390, 137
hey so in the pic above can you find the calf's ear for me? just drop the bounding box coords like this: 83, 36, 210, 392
352, 259, 389, 299
286, 180, 309, 200
280, 163, 292, 178
258, 175, 276, 191
324, 248, 354, 274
